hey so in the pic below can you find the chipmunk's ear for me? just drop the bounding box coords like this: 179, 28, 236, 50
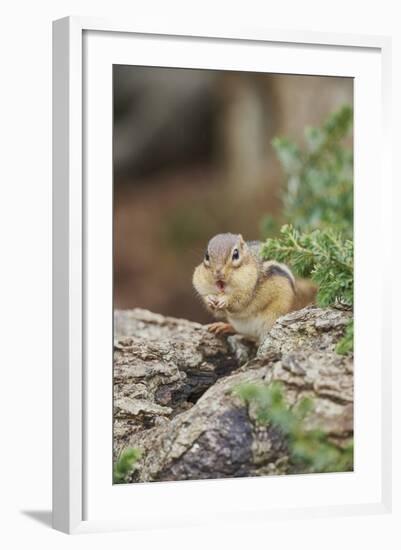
238, 234, 246, 249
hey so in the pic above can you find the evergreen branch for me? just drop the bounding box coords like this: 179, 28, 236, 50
262, 224, 353, 308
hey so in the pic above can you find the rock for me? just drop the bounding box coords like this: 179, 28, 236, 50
257, 306, 351, 358
113, 306, 353, 481
113, 308, 256, 456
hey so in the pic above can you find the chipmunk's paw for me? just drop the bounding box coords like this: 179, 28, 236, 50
207, 322, 235, 336
205, 295, 227, 311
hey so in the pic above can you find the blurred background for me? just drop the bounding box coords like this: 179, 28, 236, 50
113, 66, 353, 323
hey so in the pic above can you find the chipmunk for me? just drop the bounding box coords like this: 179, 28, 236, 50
193, 233, 317, 342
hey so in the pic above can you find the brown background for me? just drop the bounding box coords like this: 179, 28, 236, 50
113, 66, 353, 323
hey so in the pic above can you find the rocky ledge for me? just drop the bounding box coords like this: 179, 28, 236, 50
114, 306, 353, 482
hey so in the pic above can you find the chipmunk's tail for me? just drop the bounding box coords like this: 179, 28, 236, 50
293, 278, 318, 310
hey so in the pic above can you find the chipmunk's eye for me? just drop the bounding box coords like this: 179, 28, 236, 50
204, 251, 210, 263
232, 248, 240, 261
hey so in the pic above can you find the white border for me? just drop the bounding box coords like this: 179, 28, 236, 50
52, 17, 392, 534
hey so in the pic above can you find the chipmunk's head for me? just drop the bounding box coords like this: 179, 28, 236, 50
197, 233, 257, 294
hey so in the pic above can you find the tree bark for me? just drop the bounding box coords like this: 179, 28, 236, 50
114, 307, 353, 482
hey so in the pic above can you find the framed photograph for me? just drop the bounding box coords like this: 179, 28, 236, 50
52, 16, 392, 534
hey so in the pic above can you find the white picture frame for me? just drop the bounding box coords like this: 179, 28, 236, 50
52, 16, 392, 534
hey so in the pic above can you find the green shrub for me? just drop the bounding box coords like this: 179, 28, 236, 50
262, 106, 354, 352
113, 447, 142, 484
269, 105, 353, 236
234, 381, 353, 474
335, 320, 354, 355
